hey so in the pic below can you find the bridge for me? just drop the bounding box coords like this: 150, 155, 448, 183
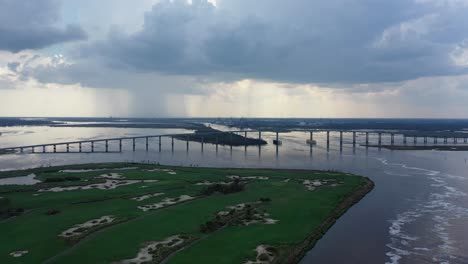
1, 130, 467, 154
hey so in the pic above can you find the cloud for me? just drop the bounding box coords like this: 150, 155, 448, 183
65, 0, 468, 85
0, 0, 87, 52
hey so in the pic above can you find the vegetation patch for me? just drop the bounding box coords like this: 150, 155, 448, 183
200, 179, 245, 196
0, 163, 373, 264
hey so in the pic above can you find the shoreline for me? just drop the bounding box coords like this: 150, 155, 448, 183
363, 144, 468, 151
278, 177, 375, 264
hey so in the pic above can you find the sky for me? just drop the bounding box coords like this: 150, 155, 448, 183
1, 0, 468, 118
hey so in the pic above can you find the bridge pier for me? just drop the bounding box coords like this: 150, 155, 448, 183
391, 133, 394, 145
403, 135, 407, 145
79, 143, 82, 152
91, 142, 94, 152
119, 140, 122, 152
326, 131, 330, 149
444, 137, 448, 144
258, 131, 262, 144
310, 131, 314, 151
378, 133, 382, 146
215, 135, 219, 152
244, 131, 247, 146
454, 138, 457, 144
159, 136, 162, 152
186, 136, 189, 151
105, 140, 109, 153
276, 132, 279, 155
339, 131, 343, 148
434, 137, 437, 144
20, 147, 24, 153
464, 138, 467, 143
43, 146, 46, 153
424, 137, 427, 144
133, 138, 136, 152
171, 137, 174, 151
413, 136, 417, 144
201, 136, 204, 152
146, 137, 149, 151
366, 132, 369, 145
66, 144, 70, 153
352, 132, 356, 146
230, 132, 233, 151
32, 147, 35, 153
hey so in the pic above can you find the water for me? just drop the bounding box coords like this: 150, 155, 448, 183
0, 174, 40, 185
0, 126, 467, 263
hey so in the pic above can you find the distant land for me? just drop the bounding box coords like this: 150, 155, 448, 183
1, 117, 468, 132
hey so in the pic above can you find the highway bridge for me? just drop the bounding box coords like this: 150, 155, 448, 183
1, 130, 467, 154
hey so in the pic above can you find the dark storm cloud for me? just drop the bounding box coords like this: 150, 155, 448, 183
0, 0, 86, 52
79, 0, 468, 84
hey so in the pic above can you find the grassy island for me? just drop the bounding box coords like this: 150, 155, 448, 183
0, 163, 373, 264
175, 127, 267, 146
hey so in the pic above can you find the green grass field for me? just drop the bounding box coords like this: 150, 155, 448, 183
0, 163, 373, 264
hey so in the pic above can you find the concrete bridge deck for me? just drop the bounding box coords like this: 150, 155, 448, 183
1, 129, 467, 154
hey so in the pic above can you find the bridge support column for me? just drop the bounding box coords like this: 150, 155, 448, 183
230, 132, 233, 151
146, 137, 149, 151
276, 132, 279, 155
339, 131, 343, 152
258, 131, 262, 143
119, 140, 122, 152
414, 137, 417, 144
310, 131, 314, 151
444, 137, 448, 144
133, 138, 136, 152
352, 132, 356, 146
326, 131, 330, 149
201, 136, 204, 152
91, 142, 94, 152
424, 137, 427, 144
378, 133, 382, 146
171, 137, 174, 151
20, 147, 24, 153
215, 135, 219, 152
159, 136, 162, 152
79, 143, 82, 152
366, 132, 369, 145
105, 140, 108, 153
244, 131, 247, 146
43, 146, 46, 153
434, 137, 437, 144
464, 138, 467, 143
32, 147, 35, 153
391, 134, 394, 145
186, 136, 189, 151
454, 138, 457, 144
403, 136, 407, 145
66, 144, 69, 153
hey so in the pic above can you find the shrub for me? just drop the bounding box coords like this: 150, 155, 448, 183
46, 209, 61, 215
200, 180, 245, 196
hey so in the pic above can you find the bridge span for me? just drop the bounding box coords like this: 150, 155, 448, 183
1, 130, 467, 154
